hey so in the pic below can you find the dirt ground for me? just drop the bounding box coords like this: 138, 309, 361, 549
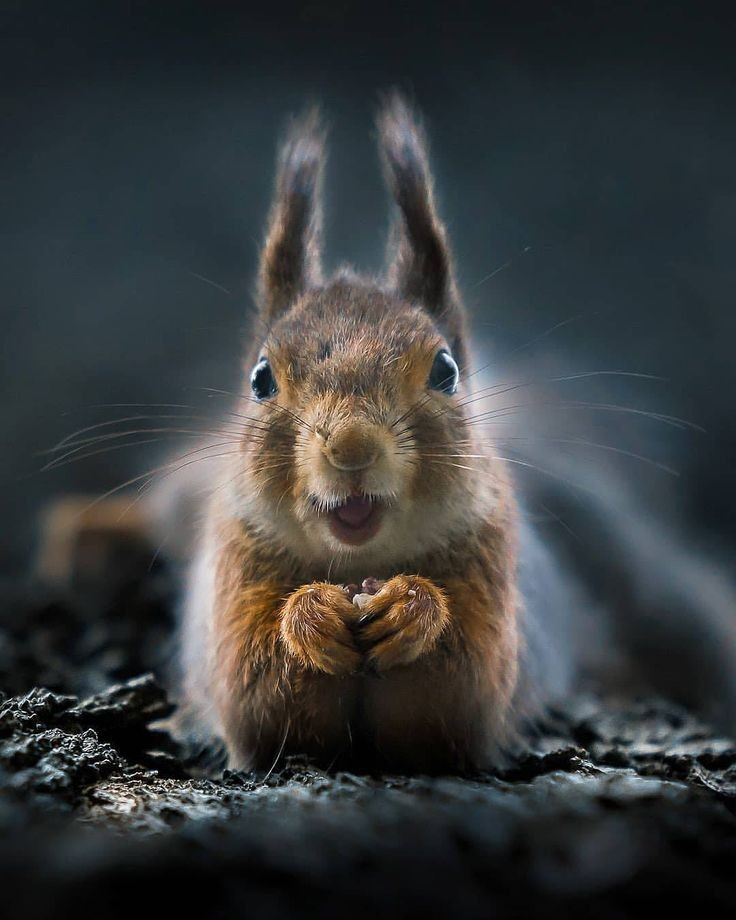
1, 564, 735, 919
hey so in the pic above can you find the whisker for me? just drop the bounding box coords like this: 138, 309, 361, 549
538, 503, 581, 542
420, 453, 488, 460
120, 450, 245, 520
503, 312, 593, 358
45, 414, 267, 456
490, 455, 598, 496
496, 436, 679, 476
390, 393, 434, 431
188, 271, 232, 296
464, 399, 702, 431
471, 245, 531, 289
45, 413, 220, 453
440, 371, 668, 421
195, 386, 313, 433
59, 401, 203, 415
41, 437, 181, 472
423, 459, 481, 472
48, 425, 248, 454
559, 401, 702, 431
42, 427, 249, 470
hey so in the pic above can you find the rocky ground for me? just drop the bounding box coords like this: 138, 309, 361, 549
0, 563, 735, 919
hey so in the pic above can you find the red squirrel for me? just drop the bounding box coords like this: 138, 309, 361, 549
39, 95, 736, 772
179, 97, 520, 772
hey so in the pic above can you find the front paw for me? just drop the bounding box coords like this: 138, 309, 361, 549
280, 583, 361, 676
357, 575, 450, 673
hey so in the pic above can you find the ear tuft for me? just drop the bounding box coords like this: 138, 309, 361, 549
258, 107, 326, 322
377, 94, 465, 358
378, 94, 433, 216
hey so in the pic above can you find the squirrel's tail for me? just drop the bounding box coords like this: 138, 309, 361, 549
520, 456, 736, 733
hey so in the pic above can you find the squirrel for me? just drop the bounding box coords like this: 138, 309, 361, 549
37, 94, 736, 772
180, 96, 520, 773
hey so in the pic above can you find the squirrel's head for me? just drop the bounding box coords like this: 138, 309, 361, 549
234, 96, 502, 571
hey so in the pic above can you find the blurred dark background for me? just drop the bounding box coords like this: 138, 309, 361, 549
1, 0, 735, 574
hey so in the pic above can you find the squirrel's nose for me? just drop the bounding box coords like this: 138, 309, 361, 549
320, 424, 381, 472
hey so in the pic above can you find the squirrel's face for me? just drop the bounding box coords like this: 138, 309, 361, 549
240, 282, 481, 567
234, 95, 499, 569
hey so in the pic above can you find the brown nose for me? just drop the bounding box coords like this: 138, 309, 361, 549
321, 423, 381, 472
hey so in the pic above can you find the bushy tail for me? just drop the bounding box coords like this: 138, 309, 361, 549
525, 456, 736, 733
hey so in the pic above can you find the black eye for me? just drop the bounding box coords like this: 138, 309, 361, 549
428, 349, 459, 395
250, 357, 278, 400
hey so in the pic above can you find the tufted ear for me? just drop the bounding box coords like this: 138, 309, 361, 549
377, 93, 467, 363
258, 108, 326, 323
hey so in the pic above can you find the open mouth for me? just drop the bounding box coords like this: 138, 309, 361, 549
327, 495, 383, 546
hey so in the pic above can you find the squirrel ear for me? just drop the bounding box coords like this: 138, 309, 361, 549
378, 94, 466, 360
258, 107, 326, 322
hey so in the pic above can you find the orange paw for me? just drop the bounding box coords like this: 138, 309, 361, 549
280, 582, 361, 676
357, 575, 450, 672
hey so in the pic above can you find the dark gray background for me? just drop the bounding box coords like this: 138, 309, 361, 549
2, 1, 735, 572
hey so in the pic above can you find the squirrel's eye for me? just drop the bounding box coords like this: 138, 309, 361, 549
428, 349, 459, 395
250, 357, 278, 400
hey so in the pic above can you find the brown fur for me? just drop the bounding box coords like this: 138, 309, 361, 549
199, 486, 518, 772
178, 95, 521, 774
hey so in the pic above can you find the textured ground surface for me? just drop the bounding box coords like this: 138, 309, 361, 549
1, 567, 735, 919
